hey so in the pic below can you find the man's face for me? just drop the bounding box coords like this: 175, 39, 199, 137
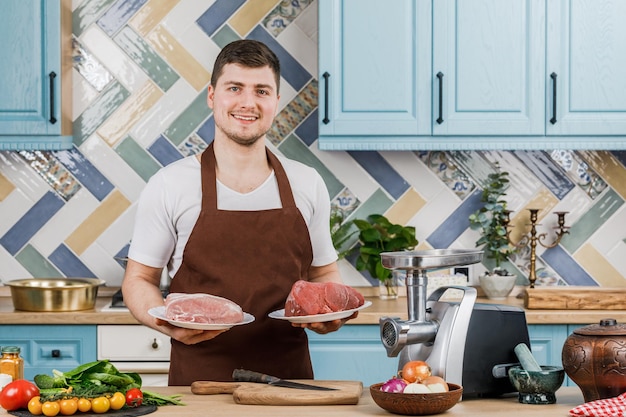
207, 63, 280, 147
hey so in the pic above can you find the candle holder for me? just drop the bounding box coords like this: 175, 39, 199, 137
502, 209, 569, 288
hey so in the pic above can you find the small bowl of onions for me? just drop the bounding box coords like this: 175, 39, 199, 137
369, 361, 463, 415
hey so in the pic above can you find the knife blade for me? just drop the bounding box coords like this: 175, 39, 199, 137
232, 369, 337, 391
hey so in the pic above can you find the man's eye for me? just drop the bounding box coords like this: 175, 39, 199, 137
257, 89, 268, 95
229, 86, 239, 92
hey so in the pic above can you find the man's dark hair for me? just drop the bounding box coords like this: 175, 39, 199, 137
210, 40, 281, 93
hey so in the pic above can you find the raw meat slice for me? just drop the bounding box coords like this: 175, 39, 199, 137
285, 280, 365, 317
164, 293, 244, 324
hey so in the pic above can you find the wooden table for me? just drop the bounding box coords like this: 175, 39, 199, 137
0, 386, 585, 417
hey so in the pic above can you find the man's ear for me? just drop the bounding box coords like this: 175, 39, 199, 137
207, 85, 215, 110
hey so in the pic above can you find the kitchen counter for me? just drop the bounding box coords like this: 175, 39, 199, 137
1, 286, 625, 325
0, 386, 588, 416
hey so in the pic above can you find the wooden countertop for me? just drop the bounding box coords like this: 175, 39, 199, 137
0, 386, 587, 416
1, 286, 625, 325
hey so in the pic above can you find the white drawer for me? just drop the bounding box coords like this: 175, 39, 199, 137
97, 325, 171, 361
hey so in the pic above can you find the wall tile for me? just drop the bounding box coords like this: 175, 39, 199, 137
1, 0, 624, 287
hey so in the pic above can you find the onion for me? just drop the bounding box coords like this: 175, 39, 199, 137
380, 377, 407, 393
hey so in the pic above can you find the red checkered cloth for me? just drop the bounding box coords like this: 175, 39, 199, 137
569, 393, 626, 417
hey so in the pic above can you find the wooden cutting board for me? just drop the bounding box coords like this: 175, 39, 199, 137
524, 287, 626, 310
190, 380, 363, 405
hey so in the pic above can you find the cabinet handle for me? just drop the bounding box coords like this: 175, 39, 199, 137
322, 72, 330, 124
49, 72, 57, 124
550, 72, 557, 125
51, 349, 61, 358
151, 338, 159, 349
436, 72, 444, 124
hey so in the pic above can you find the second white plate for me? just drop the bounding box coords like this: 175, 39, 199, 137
268, 300, 372, 324
148, 306, 255, 330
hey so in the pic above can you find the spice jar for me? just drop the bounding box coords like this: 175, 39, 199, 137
0, 346, 24, 381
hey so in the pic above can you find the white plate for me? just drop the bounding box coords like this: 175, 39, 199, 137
148, 306, 255, 330
268, 300, 372, 324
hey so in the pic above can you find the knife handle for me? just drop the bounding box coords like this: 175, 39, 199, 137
191, 381, 240, 395
232, 369, 279, 384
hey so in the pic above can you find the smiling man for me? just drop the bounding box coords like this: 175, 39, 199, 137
121, 40, 357, 385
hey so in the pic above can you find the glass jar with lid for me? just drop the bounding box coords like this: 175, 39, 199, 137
0, 346, 24, 381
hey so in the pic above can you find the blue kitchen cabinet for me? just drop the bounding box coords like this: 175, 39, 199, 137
318, 0, 626, 150
307, 325, 398, 387
433, 0, 545, 136
528, 324, 584, 387
317, 0, 432, 148
0, 325, 97, 380
546, 0, 626, 136
0, 0, 72, 150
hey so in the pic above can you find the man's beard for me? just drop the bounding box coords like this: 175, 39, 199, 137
219, 124, 270, 147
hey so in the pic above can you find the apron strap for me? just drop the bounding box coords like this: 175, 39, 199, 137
200, 142, 297, 210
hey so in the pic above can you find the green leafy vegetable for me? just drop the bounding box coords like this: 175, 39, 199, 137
142, 390, 185, 406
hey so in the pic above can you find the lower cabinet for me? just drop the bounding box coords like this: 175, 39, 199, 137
307, 325, 398, 387
0, 325, 97, 380
528, 324, 584, 387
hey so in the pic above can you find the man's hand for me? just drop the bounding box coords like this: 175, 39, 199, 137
155, 318, 229, 344
290, 312, 358, 334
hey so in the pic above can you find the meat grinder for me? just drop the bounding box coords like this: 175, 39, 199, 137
379, 249, 482, 384
379, 249, 531, 396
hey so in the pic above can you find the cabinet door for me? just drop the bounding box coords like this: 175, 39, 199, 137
547, 0, 626, 135
0, 325, 97, 380
318, 0, 432, 144
307, 325, 398, 386
0, 0, 61, 135
433, 0, 545, 135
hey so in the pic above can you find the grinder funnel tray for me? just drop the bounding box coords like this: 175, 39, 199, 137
381, 249, 483, 271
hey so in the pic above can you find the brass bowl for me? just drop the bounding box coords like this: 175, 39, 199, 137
370, 382, 463, 415
6, 278, 105, 311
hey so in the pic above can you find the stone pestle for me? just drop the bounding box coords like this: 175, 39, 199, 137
513, 342, 543, 372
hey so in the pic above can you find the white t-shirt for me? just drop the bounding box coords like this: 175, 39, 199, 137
128, 153, 337, 277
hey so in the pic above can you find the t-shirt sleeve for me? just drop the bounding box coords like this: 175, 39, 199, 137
308, 172, 339, 267
127, 171, 177, 268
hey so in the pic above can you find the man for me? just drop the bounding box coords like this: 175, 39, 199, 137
122, 40, 356, 385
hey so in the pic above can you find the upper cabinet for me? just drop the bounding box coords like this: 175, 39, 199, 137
0, 0, 72, 150
318, 0, 626, 150
433, 0, 545, 136
318, 0, 432, 138
546, 0, 626, 136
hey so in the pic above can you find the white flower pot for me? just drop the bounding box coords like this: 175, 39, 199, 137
479, 273, 517, 300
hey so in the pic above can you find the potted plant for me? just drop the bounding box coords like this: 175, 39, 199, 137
353, 214, 418, 299
468, 166, 518, 299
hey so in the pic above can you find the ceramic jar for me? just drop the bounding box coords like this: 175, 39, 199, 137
561, 318, 626, 402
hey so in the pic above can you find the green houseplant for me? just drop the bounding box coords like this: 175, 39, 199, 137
468, 166, 518, 299
353, 214, 418, 298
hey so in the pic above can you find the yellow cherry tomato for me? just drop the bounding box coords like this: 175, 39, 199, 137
27, 396, 43, 415
41, 401, 60, 417
109, 392, 126, 410
90, 396, 110, 414
59, 398, 78, 416
76, 398, 91, 413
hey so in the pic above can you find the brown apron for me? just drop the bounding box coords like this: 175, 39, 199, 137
167, 142, 314, 385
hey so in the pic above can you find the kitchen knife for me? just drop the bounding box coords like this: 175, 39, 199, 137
232, 369, 337, 391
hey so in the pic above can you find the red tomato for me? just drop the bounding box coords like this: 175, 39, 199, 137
0, 379, 40, 411
125, 388, 143, 408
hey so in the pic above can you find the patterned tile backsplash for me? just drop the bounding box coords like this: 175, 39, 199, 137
1, 0, 626, 290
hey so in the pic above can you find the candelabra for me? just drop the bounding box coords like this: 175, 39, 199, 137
502, 209, 569, 288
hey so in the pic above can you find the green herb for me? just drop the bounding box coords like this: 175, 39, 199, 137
142, 390, 186, 406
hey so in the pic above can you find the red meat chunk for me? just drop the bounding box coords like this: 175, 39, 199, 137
164, 293, 244, 324
285, 280, 365, 317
